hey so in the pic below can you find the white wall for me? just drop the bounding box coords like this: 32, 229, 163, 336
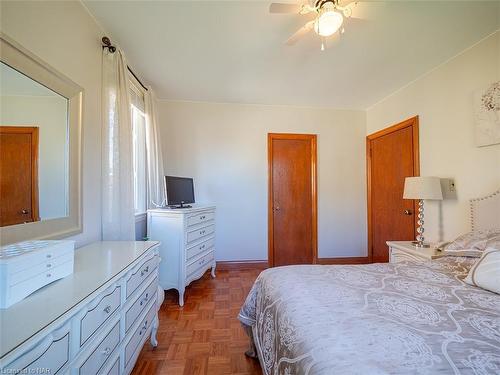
2, 1, 495, 255
1, 1, 104, 246
1, 95, 68, 220
157, 101, 367, 261
367, 31, 500, 243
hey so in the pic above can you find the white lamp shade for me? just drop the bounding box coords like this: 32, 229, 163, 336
403, 177, 443, 200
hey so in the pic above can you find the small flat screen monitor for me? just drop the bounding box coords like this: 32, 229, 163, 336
165, 176, 195, 208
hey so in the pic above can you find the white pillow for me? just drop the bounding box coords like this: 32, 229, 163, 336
444, 229, 500, 257
464, 247, 500, 294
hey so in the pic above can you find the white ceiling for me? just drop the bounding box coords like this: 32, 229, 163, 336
84, 1, 500, 109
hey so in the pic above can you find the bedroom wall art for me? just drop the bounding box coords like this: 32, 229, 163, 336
474, 80, 500, 147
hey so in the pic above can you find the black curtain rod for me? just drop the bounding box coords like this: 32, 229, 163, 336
101, 36, 148, 92
127, 66, 148, 92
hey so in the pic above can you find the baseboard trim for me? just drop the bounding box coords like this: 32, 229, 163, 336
217, 257, 370, 269
316, 257, 370, 265
216, 260, 269, 271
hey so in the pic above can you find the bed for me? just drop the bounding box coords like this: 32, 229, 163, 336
238, 190, 500, 374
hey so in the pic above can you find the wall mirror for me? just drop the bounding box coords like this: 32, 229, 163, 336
0, 34, 82, 245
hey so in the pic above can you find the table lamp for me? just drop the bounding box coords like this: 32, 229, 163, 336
403, 176, 443, 248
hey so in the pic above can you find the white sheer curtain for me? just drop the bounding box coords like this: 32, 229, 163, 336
101, 48, 135, 240
144, 88, 166, 208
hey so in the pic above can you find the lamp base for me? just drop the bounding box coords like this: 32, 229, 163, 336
413, 199, 430, 248
412, 241, 430, 248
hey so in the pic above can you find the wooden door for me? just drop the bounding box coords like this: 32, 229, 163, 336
367, 117, 419, 263
268, 133, 317, 267
0, 126, 39, 226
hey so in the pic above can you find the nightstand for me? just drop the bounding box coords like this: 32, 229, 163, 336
386, 241, 445, 264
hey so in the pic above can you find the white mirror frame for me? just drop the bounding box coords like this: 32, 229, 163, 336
0, 33, 83, 245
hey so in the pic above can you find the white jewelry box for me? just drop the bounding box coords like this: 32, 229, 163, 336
0, 240, 75, 309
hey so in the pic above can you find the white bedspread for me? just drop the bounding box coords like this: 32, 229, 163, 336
238, 257, 500, 375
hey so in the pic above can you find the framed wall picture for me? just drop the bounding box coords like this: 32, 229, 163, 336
474, 81, 500, 147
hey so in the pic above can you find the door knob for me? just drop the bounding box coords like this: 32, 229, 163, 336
21, 209, 29, 215
274, 206, 280, 211
404, 209, 413, 215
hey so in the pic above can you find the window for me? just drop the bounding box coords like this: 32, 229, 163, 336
130, 80, 147, 215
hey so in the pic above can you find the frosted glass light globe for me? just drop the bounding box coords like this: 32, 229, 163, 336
314, 10, 344, 37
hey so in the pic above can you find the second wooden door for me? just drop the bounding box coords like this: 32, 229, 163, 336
268, 133, 317, 267
367, 117, 420, 263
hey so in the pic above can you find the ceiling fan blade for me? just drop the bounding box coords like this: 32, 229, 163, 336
338, 0, 357, 6
285, 21, 314, 45
347, 17, 368, 25
269, 3, 302, 14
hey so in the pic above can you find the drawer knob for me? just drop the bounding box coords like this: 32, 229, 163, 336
101, 347, 112, 356
104, 305, 112, 314
46, 254, 52, 259
46, 264, 52, 268
200, 215, 205, 219
140, 293, 149, 306
139, 320, 148, 336
200, 244, 205, 250
141, 266, 150, 276
46, 273, 52, 278
200, 230, 205, 235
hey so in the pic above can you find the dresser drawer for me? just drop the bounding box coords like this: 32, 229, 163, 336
124, 302, 156, 367
187, 224, 215, 244
78, 322, 120, 375
126, 254, 158, 299
1, 243, 73, 309
1, 240, 74, 275
6, 324, 70, 374
80, 285, 121, 346
389, 248, 424, 264
125, 276, 158, 333
186, 251, 214, 277
9, 261, 73, 305
105, 357, 120, 375
10, 252, 74, 285
186, 237, 215, 262
186, 211, 214, 227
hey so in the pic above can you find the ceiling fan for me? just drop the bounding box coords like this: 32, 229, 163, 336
269, 0, 359, 48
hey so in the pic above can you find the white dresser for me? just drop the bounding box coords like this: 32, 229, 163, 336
0, 241, 163, 375
147, 205, 216, 306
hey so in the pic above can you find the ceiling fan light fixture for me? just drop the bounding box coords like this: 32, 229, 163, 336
314, 10, 343, 37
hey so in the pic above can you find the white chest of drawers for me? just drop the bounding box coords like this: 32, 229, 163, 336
147, 205, 216, 306
0, 241, 163, 375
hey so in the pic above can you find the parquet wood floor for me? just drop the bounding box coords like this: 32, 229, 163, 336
131, 268, 263, 375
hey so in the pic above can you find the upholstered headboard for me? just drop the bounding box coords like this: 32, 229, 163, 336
470, 189, 500, 232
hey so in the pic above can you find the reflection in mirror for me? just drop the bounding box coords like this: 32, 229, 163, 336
0, 62, 69, 227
